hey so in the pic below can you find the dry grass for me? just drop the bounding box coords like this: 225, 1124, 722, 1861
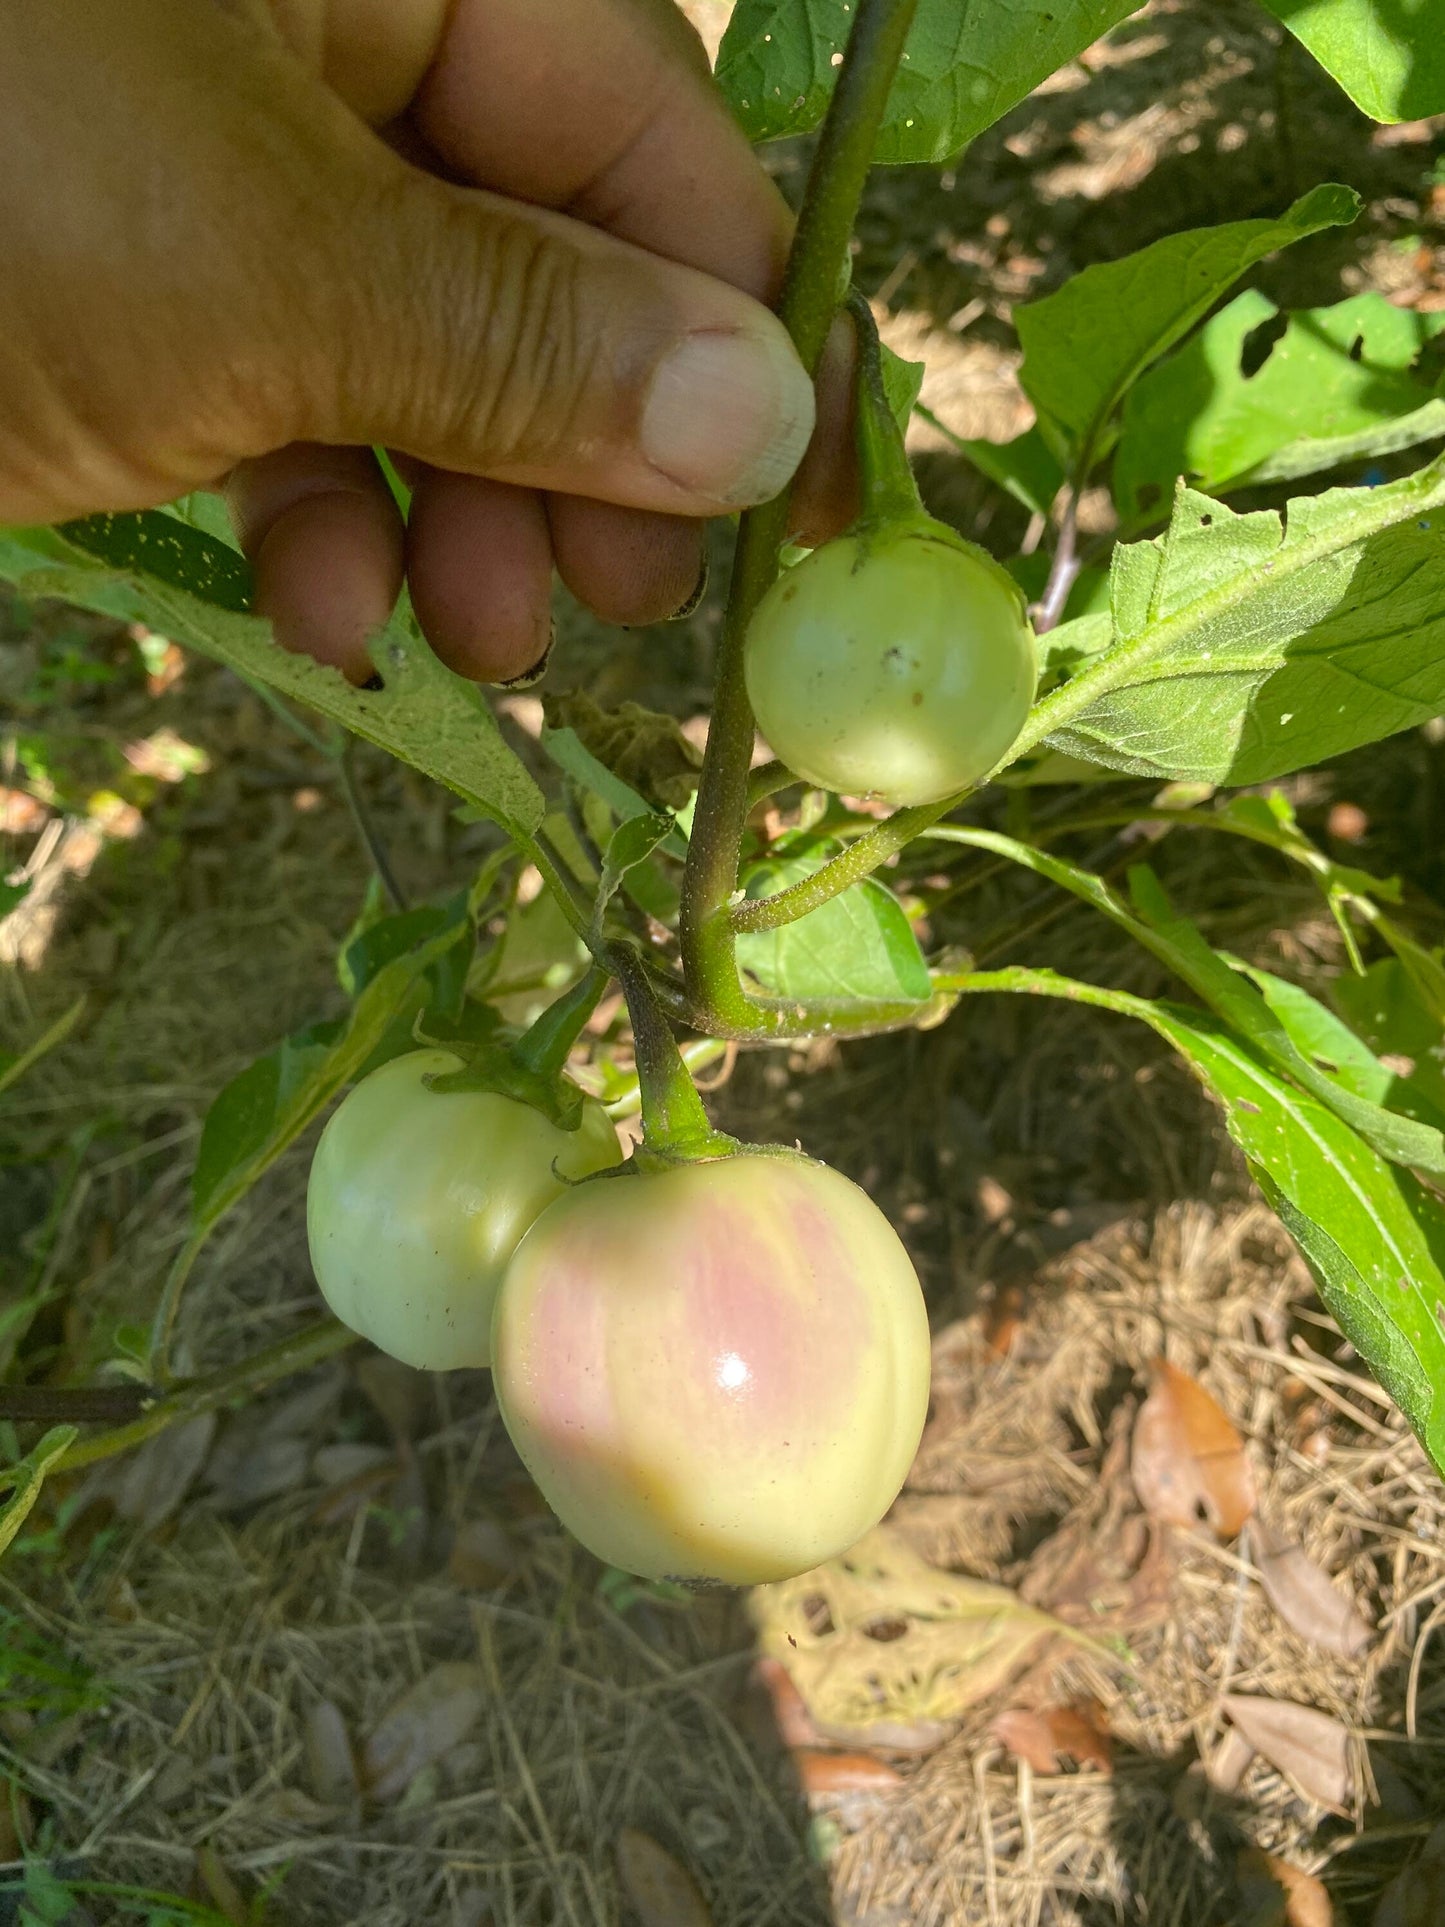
5, 2, 1445, 1921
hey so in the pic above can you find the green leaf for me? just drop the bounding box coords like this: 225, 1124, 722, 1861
1260, 0, 1445, 123
191, 913, 466, 1229
338, 896, 469, 998
0, 513, 544, 840
1016, 186, 1360, 464
1022, 454, 1445, 786
0, 1426, 77, 1560
962, 964, 1445, 1475
0, 877, 27, 919
716, 0, 1141, 164
736, 849, 930, 1002
595, 812, 676, 928
879, 342, 926, 430
541, 720, 690, 863
1114, 289, 1445, 526
1333, 956, 1445, 1119
928, 826, 1445, 1174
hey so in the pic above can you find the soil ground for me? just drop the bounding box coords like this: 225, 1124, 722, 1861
4, 3, 1445, 1922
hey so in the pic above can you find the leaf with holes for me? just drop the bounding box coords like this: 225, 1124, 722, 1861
1020, 454, 1445, 788
1016, 187, 1359, 466
1114, 289, 1445, 528
0, 513, 544, 839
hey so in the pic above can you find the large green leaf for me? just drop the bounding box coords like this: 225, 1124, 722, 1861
0, 513, 544, 840
961, 964, 1445, 1475
1008, 454, 1445, 787
1261, 0, 1445, 123
1114, 289, 1445, 525
736, 848, 930, 1002
716, 0, 1142, 165
930, 826, 1445, 1173
1015, 186, 1359, 465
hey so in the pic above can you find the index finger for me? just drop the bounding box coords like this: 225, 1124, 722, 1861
413, 0, 793, 298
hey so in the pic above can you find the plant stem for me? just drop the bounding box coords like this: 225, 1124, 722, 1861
55, 1319, 360, 1475
527, 827, 597, 945
145, 1227, 207, 1386
1033, 440, 1092, 635
731, 797, 948, 933
745, 760, 798, 812
511, 963, 610, 1079
337, 740, 407, 912
611, 945, 734, 1159
0, 1384, 150, 1425
679, 0, 920, 1033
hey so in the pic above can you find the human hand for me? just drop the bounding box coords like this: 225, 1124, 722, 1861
0, 0, 854, 683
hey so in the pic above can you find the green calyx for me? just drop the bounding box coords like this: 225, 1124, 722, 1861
417, 963, 610, 1132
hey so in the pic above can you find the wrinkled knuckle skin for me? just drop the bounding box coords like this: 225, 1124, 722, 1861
369, 180, 602, 472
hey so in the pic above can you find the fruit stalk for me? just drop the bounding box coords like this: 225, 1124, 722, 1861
678, 0, 920, 1033
510, 962, 609, 1081
610, 943, 735, 1162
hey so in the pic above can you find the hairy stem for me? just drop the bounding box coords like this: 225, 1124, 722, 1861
0, 1384, 150, 1425
56, 1320, 360, 1475
730, 797, 951, 933
612, 945, 734, 1159
678, 0, 920, 1033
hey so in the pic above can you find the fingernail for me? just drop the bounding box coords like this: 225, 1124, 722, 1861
495, 623, 555, 690
642, 325, 816, 508
670, 555, 709, 621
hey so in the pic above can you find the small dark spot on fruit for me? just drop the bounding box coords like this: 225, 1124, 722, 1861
911, 691, 923, 705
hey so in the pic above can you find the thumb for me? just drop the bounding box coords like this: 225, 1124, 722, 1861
300, 155, 818, 516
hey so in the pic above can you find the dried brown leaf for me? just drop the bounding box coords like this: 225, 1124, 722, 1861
749, 1657, 822, 1750
447, 1519, 521, 1591
1237, 1846, 1334, 1927
992, 1700, 1113, 1776
82, 1410, 216, 1532
312, 1443, 394, 1487
1222, 1696, 1352, 1811
206, 1432, 310, 1510
361, 1662, 486, 1803
0, 1781, 31, 1859
194, 1846, 249, 1927
791, 1749, 904, 1796
615, 1828, 713, 1927
304, 1698, 358, 1806
1206, 1723, 1257, 1794
1131, 1360, 1256, 1537
812, 1714, 956, 1754
1253, 1521, 1371, 1659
